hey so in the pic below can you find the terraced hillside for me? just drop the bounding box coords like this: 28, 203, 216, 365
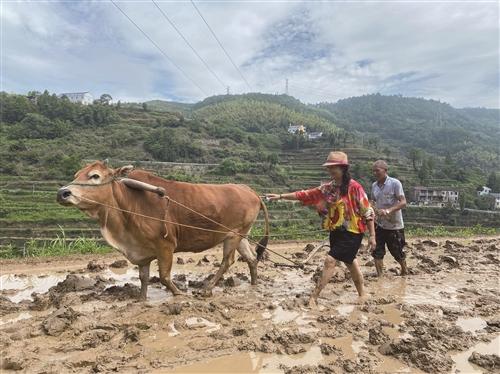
1, 91, 498, 256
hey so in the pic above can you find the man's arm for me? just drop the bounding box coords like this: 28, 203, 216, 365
387, 195, 407, 214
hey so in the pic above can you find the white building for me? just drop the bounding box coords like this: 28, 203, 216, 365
287, 124, 306, 135
59, 92, 93, 105
412, 187, 460, 208
477, 186, 492, 196
308, 132, 323, 140
490, 193, 500, 210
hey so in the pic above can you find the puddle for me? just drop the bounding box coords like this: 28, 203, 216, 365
166, 345, 324, 373
0, 312, 32, 326
379, 304, 403, 325
0, 267, 172, 304
456, 317, 487, 333
142, 329, 186, 354
375, 355, 424, 373
323, 335, 366, 360
1, 273, 65, 302
451, 335, 500, 374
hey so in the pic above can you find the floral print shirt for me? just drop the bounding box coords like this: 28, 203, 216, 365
295, 179, 374, 234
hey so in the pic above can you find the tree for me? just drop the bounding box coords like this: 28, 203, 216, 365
417, 162, 429, 184
99, 94, 112, 105
474, 195, 495, 211
142, 102, 148, 112
0, 93, 35, 123
409, 148, 423, 171
486, 172, 500, 192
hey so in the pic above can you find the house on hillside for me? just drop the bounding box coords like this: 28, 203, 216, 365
477, 186, 500, 209
308, 132, 323, 140
412, 186, 460, 208
288, 124, 306, 135
59, 92, 93, 105
477, 186, 492, 196
491, 193, 500, 210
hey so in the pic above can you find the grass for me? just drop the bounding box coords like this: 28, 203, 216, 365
405, 224, 500, 238
0, 226, 112, 259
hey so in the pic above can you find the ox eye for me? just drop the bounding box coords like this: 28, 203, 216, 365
90, 174, 100, 180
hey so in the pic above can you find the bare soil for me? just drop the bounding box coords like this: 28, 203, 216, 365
1, 237, 499, 373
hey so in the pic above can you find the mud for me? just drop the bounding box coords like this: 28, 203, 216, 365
0, 237, 499, 373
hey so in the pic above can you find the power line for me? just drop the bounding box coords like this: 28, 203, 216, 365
110, 0, 208, 96
190, 0, 252, 91
151, 0, 226, 90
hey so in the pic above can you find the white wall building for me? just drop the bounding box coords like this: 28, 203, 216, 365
59, 92, 93, 105
490, 193, 500, 210
412, 187, 460, 208
477, 186, 492, 196
308, 132, 323, 140
287, 124, 306, 134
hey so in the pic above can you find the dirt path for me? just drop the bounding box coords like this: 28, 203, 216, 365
1, 237, 499, 373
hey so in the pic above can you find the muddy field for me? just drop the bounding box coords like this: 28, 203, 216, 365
1, 236, 499, 373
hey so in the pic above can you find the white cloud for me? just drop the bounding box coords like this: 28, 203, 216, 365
1, 1, 498, 107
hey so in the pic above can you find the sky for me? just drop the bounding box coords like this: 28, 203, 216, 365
1, 0, 499, 108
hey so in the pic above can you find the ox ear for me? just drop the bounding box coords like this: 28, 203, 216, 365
114, 164, 134, 177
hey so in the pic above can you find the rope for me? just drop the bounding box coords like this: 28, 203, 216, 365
77, 195, 304, 267
164, 195, 304, 266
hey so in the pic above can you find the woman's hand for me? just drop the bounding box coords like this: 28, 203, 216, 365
265, 193, 281, 201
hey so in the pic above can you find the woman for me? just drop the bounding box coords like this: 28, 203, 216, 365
266, 151, 376, 307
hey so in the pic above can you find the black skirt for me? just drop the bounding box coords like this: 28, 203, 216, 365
328, 228, 364, 264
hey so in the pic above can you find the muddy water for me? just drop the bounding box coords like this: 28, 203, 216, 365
1, 273, 66, 302
1, 237, 499, 373
168, 346, 325, 373
451, 336, 500, 373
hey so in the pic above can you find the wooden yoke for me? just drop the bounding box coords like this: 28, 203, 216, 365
120, 178, 166, 197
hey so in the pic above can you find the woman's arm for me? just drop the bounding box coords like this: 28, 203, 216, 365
265, 192, 299, 201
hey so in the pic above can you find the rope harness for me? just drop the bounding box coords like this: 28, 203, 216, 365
73, 181, 325, 268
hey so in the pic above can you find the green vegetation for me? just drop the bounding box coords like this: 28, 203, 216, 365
0, 227, 111, 259
405, 224, 499, 238
1, 90, 499, 257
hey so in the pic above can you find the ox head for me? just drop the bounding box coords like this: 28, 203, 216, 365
57, 160, 133, 217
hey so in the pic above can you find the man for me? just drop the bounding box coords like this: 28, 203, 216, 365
371, 160, 408, 276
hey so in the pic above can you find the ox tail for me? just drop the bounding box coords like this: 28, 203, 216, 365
256, 199, 270, 261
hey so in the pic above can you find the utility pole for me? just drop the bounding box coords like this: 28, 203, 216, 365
226, 86, 230, 95
285, 78, 289, 95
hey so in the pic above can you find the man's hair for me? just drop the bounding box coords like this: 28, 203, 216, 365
373, 160, 388, 170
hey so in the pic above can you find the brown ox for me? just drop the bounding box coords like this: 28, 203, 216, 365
56, 160, 269, 299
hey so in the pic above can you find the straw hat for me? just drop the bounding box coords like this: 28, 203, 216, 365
322, 151, 349, 167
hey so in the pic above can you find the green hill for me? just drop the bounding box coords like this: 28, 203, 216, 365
1, 90, 499, 254
317, 94, 499, 172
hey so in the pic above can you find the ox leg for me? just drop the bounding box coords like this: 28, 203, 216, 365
200, 237, 239, 297
158, 248, 184, 296
236, 238, 258, 285
138, 262, 150, 301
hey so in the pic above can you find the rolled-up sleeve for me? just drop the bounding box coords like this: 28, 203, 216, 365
295, 187, 324, 206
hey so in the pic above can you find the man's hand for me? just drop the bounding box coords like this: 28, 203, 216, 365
378, 208, 390, 217
369, 235, 377, 253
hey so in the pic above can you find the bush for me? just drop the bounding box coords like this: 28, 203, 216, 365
214, 157, 251, 175
9, 113, 71, 139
